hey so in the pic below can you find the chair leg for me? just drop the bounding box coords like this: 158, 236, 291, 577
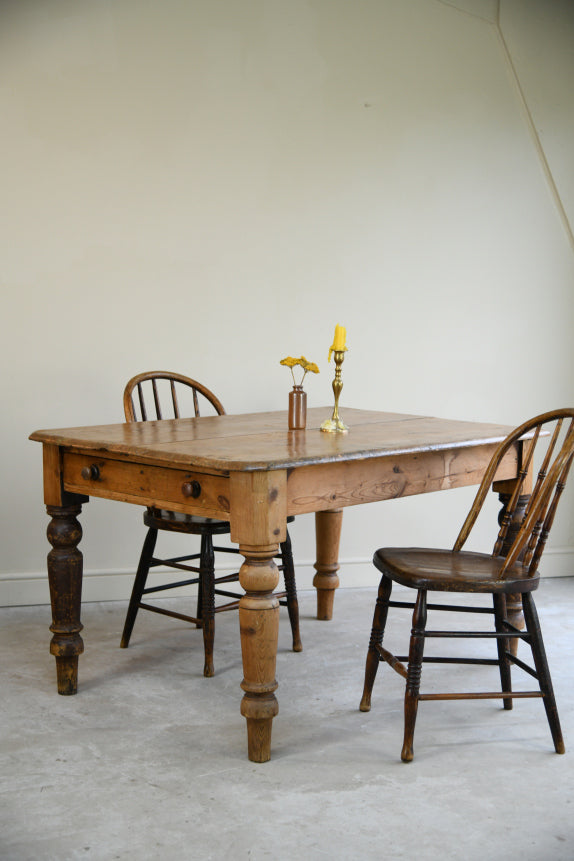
120, 527, 158, 648
200, 532, 216, 678
360, 574, 393, 712
402, 589, 427, 763
493, 594, 513, 710
195, 557, 203, 629
522, 592, 565, 754
280, 529, 302, 652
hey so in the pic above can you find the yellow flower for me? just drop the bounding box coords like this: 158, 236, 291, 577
280, 355, 320, 386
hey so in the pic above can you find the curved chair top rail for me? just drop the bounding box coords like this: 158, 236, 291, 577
454, 408, 574, 576
123, 370, 226, 423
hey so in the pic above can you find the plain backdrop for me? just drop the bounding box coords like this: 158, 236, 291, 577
1, 0, 573, 606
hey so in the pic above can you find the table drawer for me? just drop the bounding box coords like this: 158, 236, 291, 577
63, 452, 230, 517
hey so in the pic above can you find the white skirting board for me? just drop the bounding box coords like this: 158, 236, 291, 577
1, 549, 573, 608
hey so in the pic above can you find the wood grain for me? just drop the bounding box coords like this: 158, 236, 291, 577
31, 408, 515, 473
62, 451, 230, 517
287, 445, 518, 514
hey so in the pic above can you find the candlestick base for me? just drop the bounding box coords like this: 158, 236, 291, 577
321, 347, 349, 433
320, 416, 348, 433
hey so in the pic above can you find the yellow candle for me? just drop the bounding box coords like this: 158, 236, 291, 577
328, 324, 347, 361
333, 325, 346, 350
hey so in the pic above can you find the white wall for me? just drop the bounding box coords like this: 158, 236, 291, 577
1, 0, 573, 606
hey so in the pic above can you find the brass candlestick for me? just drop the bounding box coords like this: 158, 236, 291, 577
320, 350, 348, 433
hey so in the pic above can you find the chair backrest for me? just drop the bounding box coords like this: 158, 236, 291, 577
454, 409, 574, 576
123, 371, 226, 423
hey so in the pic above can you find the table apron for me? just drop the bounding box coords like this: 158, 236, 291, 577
62, 452, 230, 518
286, 445, 518, 515
60, 444, 518, 519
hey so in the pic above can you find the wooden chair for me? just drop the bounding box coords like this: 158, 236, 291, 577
120, 371, 302, 676
360, 409, 574, 761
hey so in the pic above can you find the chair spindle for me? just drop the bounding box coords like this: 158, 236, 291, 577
522, 420, 563, 521
152, 379, 162, 419
526, 450, 574, 575
137, 383, 147, 421
170, 380, 180, 418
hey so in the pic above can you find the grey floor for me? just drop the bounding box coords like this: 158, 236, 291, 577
2, 579, 574, 861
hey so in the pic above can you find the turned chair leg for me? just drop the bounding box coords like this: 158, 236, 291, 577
120, 527, 158, 648
522, 592, 565, 754
280, 530, 302, 652
360, 574, 393, 712
200, 532, 216, 678
195, 560, 203, 629
402, 589, 427, 763
493, 594, 513, 710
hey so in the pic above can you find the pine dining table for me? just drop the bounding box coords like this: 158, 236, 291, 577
30, 406, 525, 762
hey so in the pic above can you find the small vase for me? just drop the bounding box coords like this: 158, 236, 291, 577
288, 385, 307, 430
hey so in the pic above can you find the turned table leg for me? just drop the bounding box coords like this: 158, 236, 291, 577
497, 490, 530, 653
46, 503, 84, 694
238, 544, 280, 763
313, 509, 343, 620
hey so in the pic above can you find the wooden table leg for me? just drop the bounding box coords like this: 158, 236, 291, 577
238, 544, 280, 763
46, 503, 84, 694
313, 509, 343, 620
496, 490, 531, 652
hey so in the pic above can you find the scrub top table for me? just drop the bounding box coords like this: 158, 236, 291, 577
30, 407, 523, 762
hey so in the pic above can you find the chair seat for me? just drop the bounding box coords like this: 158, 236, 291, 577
144, 508, 232, 535
144, 509, 295, 536
374, 547, 540, 594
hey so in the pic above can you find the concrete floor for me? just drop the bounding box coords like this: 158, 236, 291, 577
1, 579, 574, 861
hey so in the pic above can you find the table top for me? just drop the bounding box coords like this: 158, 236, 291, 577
30, 407, 514, 473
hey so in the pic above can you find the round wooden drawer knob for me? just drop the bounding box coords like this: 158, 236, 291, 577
81, 464, 100, 481
182, 480, 201, 498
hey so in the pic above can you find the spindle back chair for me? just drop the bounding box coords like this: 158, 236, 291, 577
123, 370, 226, 422
121, 371, 302, 677
455, 409, 574, 576
360, 409, 574, 761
